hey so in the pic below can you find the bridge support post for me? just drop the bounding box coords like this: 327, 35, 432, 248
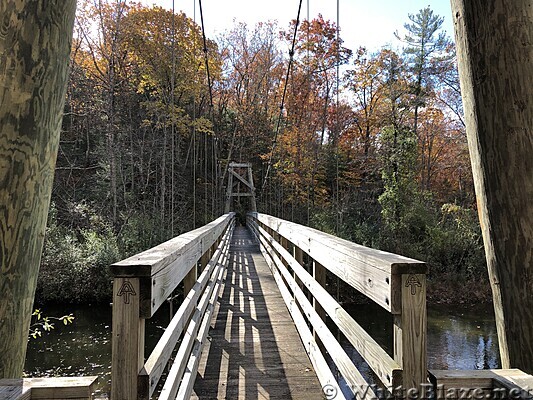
200, 247, 212, 274
393, 273, 427, 392
111, 277, 145, 400
293, 246, 304, 290
451, 0, 533, 371
312, 260, 327, 344
183, 265, 197, 297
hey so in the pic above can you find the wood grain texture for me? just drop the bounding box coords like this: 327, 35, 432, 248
399, 274, 427, 391
256, 222, 401, 388
262, 233, 374, 399
192, 226, 326, 399
0, 376, 96, 399
250, 213, 426, 312
110, 213, 234, 317
450, 0, 533, 371
429, 369, 533, 400
0, 1, 76, 378
139, 223, 233, 399
110, 278, 144, 400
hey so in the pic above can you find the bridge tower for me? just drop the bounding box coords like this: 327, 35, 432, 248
224, 162, 257, 213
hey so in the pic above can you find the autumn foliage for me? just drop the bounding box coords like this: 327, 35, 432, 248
40, 2, 485, 304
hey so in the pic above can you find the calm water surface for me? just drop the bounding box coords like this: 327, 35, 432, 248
24, 302, 500, 397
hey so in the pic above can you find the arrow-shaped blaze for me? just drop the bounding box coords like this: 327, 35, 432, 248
405, 274, 422, 295
117, 281, 136, 304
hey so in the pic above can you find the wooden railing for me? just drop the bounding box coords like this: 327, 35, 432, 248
109, 213, 235, 400
247, 212, 428, 398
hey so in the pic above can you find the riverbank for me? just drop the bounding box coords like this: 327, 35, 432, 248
427, 273, 493, 305
335, 272, 493, 307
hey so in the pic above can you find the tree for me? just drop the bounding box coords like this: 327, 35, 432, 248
451, 0, 533, 372
0, 1, 76, 378
396, 6, 451, 138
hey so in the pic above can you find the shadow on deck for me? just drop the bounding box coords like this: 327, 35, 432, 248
192, 226, 323, 399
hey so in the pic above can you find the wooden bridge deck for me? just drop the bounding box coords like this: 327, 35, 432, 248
191, 225, 324, 399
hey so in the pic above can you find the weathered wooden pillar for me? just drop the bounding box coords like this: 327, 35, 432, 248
451, 0, 533, 371
312, 260, 326, 341
393, 274, 427, 391
111, 278, 145, 400
0, 1, 76, 378
293, 246, 304, 290
247, 166, 257, 212
183, 265, 197, 297
224, 170, 233, 213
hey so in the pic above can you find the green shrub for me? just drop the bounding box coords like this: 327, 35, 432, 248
36, 204, 120, 304
425, 203, 486, 278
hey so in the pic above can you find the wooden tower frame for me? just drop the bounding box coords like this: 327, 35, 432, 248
224, 162, 257, 213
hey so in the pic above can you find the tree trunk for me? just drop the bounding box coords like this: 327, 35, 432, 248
451, 0, 533, 371
0, 1, 76, 378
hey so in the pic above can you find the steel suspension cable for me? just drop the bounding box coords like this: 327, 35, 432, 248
198, 0, 214, 110
171, 0, 176, 236
260, 0, 304, 195
198, 0, 218, 218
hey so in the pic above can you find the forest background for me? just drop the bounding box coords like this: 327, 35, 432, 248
37, 0, 488, 306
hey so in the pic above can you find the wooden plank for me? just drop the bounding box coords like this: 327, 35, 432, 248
20, 377, 97, 399
429, 368, 533, 397
183, 264, 197, 297
176, 252, 228, 399
256, 222, 401, 388
262, 234, 374, 400
110, 213, 234, 318
230, 192, 253, 197
199, 247, 211, 274
251, 214, 424, 312
312, 260, 326, 328
158, 248, 231, 400
229, 168, 253, 190
111, 278, 143, 400
138, 225, 233, 399
0, 380, 30, 400
400, 273, 427, 391
192, 226, 325, 399
146, 216, 234, 317
254, 213, 426, 274
247, 166, 257, 212
260, 241, 345, 400
225, 171, 233, 213
111, 213, 233, 277
228, 162, 251, 168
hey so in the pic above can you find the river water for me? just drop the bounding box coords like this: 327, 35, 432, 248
24, 302, 500, 398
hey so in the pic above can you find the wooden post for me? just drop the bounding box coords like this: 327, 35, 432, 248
247, 166, 257, 212
0, 1, 76, 378
312, 260, 327, 340
224, 169, 233, 213
293, 246, 304, 290
200, 247, 212, 274
394, 274, 427, 391
280, 237, 289, 267
183, 265, 197, 298
111, 278, 145, 400
451, 0, 533, 371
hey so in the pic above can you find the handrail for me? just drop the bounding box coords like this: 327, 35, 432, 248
109, 213, 235, 400
247, 212, 427, 397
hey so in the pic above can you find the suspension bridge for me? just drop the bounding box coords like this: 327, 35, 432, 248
3, 163, 533, 400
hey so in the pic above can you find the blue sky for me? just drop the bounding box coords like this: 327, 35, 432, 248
139, 0, 455, 51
